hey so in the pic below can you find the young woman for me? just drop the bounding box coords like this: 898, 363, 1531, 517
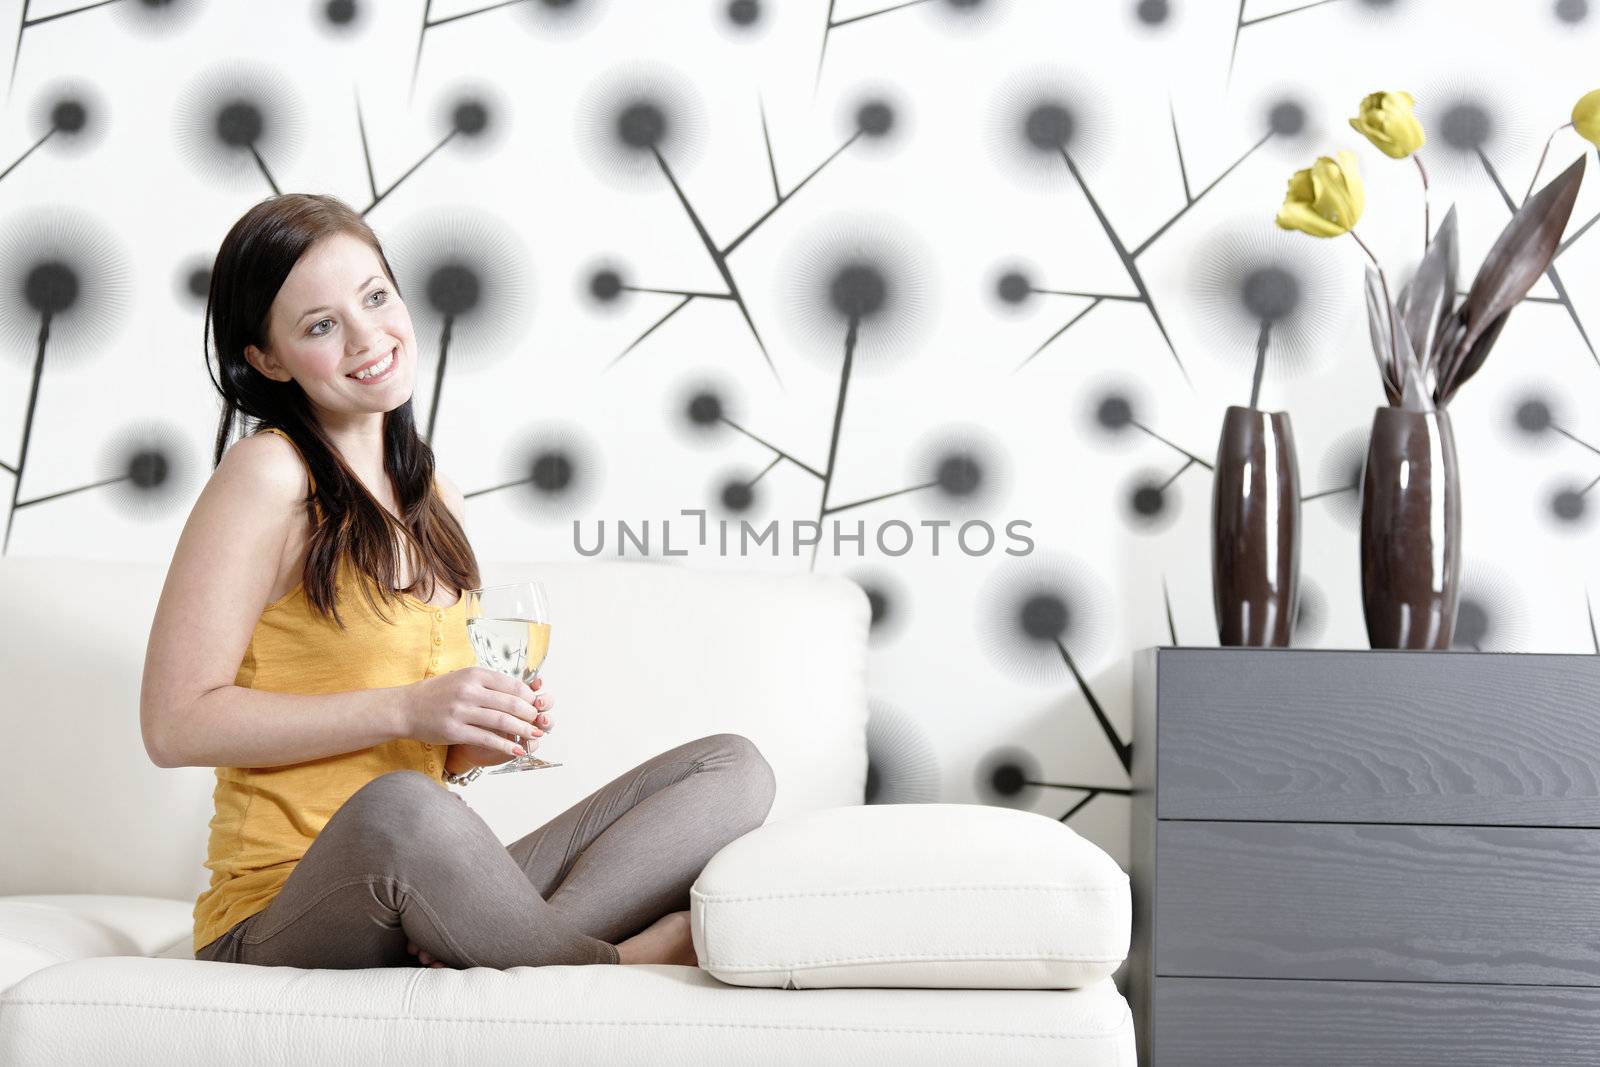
139, 192, 776, 970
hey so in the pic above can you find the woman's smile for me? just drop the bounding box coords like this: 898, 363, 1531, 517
346, 344, 399, 385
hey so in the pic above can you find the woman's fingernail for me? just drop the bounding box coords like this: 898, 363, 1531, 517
513, 745, 526, 756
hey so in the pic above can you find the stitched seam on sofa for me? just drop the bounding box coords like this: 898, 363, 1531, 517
711, 952, 1123, 969
692, 884, 1125, 902
237, 875, 481, 968
0, 1002, 1125, 1039
399, 969, 425, 1017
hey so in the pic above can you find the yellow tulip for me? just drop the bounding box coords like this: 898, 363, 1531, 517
1573, 89, 1600, 147
1275, 151, 1365, 238
1348, 91, 1425, 159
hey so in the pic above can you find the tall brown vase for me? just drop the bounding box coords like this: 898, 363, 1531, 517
1211, 405, 1301, 646
1360, 407, 1461, 649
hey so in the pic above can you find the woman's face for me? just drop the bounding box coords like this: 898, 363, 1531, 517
244, 231, 417, 422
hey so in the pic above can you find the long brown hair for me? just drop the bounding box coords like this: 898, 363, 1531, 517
205, 193, 480, 630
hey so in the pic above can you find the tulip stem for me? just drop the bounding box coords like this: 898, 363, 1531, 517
1413, 153, 1430, 252
1524, 122, 1574, 206
1350, 228, 1399, 391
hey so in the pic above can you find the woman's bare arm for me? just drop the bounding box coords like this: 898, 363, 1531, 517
140, 432, 409, 769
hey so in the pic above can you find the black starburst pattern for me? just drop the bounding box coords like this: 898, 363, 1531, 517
978, 744, 1133, 822
319, 0, 363, 32
1191, 220, 1342, 403
174, 64, 307, 195
667, 217, 935, 569
466, 421, 604, 521
1, 82, 102, 187
8, 0, 198, 98
850, 566, 908, 643
1122, 467, 1183, 533
1304, 428, 1367, 528
0, 205, 132, 554
976, 553, 1129, 812
1292, 576, 1328, 647
1086, 385, 1213, 526
175, 255, 211, 308
409, 0, 597, 102
584, 71, 900, 380
383, 208, 533, 446
814, 0, 1000, 92
1508, 393, 1600, 530
722, 0, 764, 32
1228, 0, 1407, 85
865, 701, 942, 804
891, 424, 1007, 519
1133, 0, 1172, 26
354, 85, 504, 217
1450, 561, 1531, 652
993, 77, 1295, 381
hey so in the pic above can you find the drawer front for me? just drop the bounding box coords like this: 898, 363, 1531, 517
1151, 976, 1600, 1067
1151, 648, 1600, 824
1154, 820, 1600, 985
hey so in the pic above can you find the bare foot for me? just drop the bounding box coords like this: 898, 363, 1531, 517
614, 909, 698, 966
406, 940, 448, 968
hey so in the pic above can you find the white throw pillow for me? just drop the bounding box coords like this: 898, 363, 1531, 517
688, 803, 1130, 990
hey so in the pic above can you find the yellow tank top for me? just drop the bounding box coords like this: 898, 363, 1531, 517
191, 426, 475, 954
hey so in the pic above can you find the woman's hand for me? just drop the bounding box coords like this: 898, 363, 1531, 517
401, 666, 547, 759
444, 676, 556, 771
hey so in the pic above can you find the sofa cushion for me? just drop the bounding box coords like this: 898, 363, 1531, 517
688, 803, 1130, 990
0, 956, 1133, 1066
0, 896, 193, 992
0, 556, 872, 903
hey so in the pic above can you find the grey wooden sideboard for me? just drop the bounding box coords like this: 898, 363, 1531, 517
1131, 647, 1600, 1067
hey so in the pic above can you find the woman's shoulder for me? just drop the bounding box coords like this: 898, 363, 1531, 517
433, 469, 465, 527
221, 429, 313, 502
222, 428, 312, 502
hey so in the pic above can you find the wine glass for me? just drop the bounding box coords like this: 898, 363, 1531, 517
464, 579, 564, 773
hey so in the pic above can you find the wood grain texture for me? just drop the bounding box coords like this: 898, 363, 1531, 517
1129, 648, 1159, 1065
1152, 648, 1600, 824
1153, 976, 1600, 1067
1155, 820, 1600, 985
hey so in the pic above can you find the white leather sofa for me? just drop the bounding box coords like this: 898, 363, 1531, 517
0, 555, 1134, 1065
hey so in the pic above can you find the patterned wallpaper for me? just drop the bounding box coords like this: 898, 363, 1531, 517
4, 0, 1600, 869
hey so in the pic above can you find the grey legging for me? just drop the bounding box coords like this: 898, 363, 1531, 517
195, 733, 775, 968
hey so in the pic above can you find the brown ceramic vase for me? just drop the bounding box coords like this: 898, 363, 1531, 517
1360, 406, 1461, 649
1211, 405, 1301, 647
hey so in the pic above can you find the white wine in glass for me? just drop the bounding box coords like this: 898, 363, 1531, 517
465, 579, 563, 772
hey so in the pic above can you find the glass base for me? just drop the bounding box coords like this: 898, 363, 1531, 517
486, 754, 564, 773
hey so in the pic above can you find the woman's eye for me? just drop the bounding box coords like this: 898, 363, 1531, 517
309, 291, 384, 336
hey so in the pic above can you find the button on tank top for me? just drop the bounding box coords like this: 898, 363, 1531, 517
191, 426, 476, 955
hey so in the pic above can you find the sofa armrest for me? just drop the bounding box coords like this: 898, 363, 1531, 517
0, 896, 193, 993
689, 803, 1130, 991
